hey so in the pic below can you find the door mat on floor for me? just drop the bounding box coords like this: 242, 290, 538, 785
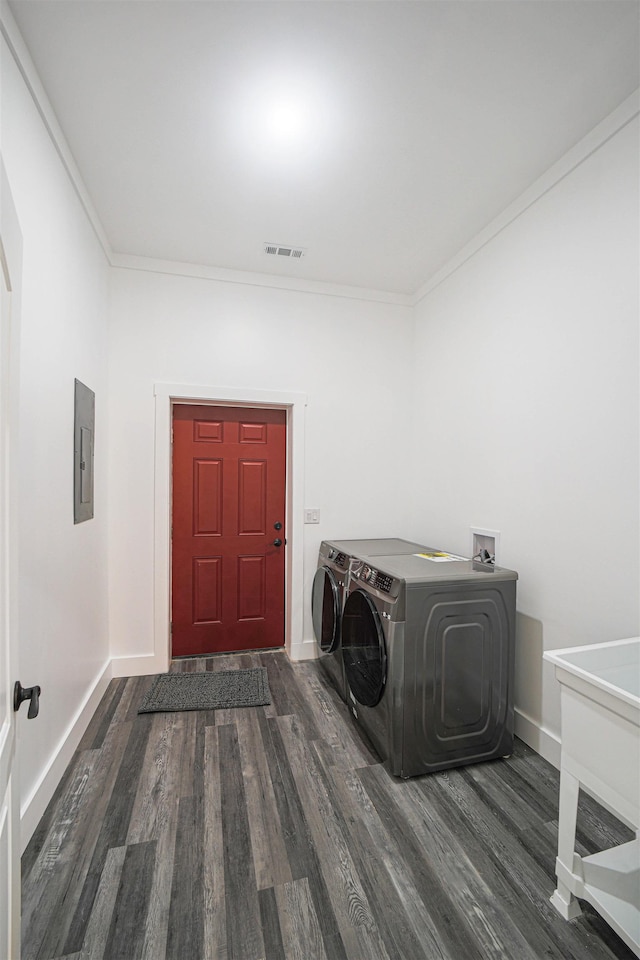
137, 667, 271, 714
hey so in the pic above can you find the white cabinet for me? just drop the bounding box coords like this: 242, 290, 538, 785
545, 638, 640, 958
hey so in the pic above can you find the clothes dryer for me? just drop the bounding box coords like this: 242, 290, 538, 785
325, 538, 439, 560
312, 539, 438, 700
312, 541, 351, 698
341, 552, 518, 777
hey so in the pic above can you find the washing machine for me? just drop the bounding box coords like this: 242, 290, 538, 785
312, 538, 439, 700
341, 551, 518, 777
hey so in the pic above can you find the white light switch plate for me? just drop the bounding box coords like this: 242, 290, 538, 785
304, 508, 320, 524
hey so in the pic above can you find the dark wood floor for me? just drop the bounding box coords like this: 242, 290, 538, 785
22, 651, 635, 960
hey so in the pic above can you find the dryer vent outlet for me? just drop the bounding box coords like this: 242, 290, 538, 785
471, 528, 500, 565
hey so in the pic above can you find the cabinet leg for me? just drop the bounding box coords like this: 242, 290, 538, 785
551, 882, 582, 920
551, 768, 582, 920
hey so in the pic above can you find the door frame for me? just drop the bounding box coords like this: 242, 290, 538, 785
152, 383, 307, 673
1, 159, 23, 959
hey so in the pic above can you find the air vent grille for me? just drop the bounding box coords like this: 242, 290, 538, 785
264, 243, 306, 259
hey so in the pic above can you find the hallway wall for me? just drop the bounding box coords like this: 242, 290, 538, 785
2, 32, 111, 842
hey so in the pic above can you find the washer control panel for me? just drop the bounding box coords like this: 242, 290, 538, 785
358, 565, 396, 594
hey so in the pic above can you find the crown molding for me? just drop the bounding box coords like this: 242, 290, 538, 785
411, 88, 640, 307
0, 0, 113, 262
110, 252, 413, 306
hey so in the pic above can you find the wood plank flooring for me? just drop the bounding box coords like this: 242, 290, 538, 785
22, 651, 636, 960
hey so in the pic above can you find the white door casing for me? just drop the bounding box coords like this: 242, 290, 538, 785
110, 383, 308, 678
0, 161, 22, 960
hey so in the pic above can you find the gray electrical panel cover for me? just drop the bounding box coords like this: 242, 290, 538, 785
74, 379, 95, 523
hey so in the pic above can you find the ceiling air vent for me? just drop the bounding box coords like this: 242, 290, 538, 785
264, 243, 306, 259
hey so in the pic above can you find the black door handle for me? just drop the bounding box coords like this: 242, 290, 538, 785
273, 539, 283, 547
14, 681, 41, 719
274, 521, 282, 531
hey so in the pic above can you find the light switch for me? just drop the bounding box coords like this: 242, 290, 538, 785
304, 508, 320, 524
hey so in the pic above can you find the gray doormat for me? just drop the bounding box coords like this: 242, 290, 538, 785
137, 667, 271, 714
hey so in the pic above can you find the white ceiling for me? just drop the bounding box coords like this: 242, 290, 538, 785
7, 0, 640, 297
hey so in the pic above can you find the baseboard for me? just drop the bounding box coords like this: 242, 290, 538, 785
20, 658, 113, 852
288, 638, 318, 663
111, 652, 168, 678
514, 707, 561, 770
112, 644, 315, 672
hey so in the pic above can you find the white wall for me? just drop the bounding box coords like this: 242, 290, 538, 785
409, 117, 640, 761
107, 269, 414, 664
1, 33, 111, 843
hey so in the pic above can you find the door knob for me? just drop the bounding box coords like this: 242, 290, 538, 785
274, 522, 282, 531
14, 681, 41, 719
273, 538, 283, 547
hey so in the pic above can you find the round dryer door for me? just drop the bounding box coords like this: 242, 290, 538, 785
341, 588, 387, 707
311, 566, 341, 653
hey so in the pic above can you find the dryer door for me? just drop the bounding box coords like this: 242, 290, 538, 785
311, 566, 341, 654
342, 588, 387, 707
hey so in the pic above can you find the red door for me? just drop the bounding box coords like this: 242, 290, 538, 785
171, 404, 286, 656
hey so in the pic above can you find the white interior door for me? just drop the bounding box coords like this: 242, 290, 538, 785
0, 166, 21, 960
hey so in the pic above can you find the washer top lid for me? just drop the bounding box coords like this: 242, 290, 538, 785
323, 538, 440, 557
361, 552, 518, 583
